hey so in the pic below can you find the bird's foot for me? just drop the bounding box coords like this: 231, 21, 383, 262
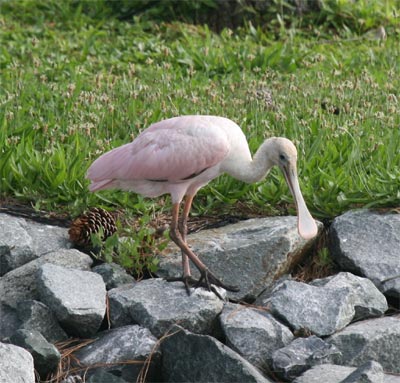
166, 271, 239, 300
195, 269, 240, 299
166, 275, 200, 296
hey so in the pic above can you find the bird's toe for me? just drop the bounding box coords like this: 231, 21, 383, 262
165, 275, 198, 296
196, 269, 240, 294
166, 271, 239, 299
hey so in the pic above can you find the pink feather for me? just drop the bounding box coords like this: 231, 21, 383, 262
87, 116, 231, 201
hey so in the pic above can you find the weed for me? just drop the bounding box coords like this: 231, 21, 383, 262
89, 219, 168, 278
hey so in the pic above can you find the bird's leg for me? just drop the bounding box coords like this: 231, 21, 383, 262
168, 203, 239, 296
167, 202, 197, 294
178, 195, 193, 282
167, 197, 195, 294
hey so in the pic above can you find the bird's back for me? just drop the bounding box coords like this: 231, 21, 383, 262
86, 115, 248, 192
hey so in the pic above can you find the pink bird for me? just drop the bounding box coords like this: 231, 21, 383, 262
87, 115, 318, 296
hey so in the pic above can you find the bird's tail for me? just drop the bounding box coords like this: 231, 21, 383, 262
87, 178, 115, 192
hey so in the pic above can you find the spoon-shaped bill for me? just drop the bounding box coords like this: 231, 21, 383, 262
282, 165, 318, 239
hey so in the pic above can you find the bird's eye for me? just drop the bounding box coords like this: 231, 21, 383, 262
279, 154, 286, 162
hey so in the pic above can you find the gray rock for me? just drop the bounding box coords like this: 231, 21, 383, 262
161, 325, 273, 382
384, 374, 400, 383
294, 364, 400, 383
10, 329, 60, 377
0, 303, 21, 341
340, 360, 384, 383
74, 325, 160, 383
0, 213, 71, 275
108, 284, 137, 328
86, 370, 128, 383
0, 341, 35, 383
0, 248, 92, 309
219, 303, 293, 372
262, 273, 387, 340
383, 277, 400, 300
156, 217, 321, 300
130, 279, 225, 337
328, 316, 400, 373
110, 278, 224, 337
294, 364, 362, 383
271, 335, 342, 381
266, 280, 355, 336
0, 214, 31, 275
254, 274, 293, 306
16, 300, 68, 343
329, 210, 400, 298
92, 262, 135, 290
311, 272, 388, 321
37, 263, 106, 337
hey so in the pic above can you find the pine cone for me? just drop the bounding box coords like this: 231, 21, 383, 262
69, 207, 117, 247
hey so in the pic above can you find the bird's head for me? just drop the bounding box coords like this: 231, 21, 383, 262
267, 137, 298, 171
267, 137, 318, 240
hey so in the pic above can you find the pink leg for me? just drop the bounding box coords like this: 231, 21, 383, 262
169, 202, 208, 274
168, 202, 239, 297
178, 195, 194, 279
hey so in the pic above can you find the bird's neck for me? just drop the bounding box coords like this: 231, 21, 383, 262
229, 140, 275, 183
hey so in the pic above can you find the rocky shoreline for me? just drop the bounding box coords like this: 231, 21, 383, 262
1, 209, 399, 382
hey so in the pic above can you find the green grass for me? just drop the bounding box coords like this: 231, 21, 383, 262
1, 1, 399, 222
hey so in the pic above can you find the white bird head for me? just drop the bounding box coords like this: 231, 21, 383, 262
267, 137, 298, 168
267, 137, 318, 240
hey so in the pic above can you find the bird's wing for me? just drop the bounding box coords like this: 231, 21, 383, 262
87, 120, 230, 183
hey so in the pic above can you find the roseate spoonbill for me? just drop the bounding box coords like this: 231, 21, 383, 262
87, 115, 318, 296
